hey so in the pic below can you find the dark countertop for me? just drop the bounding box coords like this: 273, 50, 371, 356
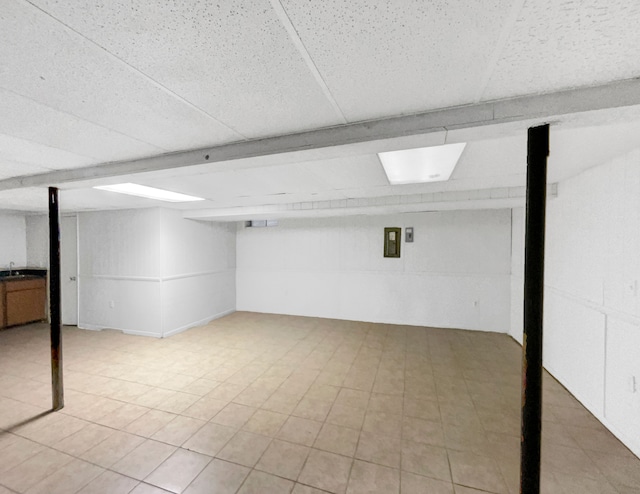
0, 267, 47, 280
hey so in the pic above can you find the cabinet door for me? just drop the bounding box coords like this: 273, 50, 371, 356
0, 283, 5, 328
6, 288, 46, 326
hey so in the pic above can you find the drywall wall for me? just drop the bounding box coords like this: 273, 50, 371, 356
0, 211, 26, 268
25, 215, 48, 268
77, 208, 235, 337
159, 208, 236, 336
237, 209, 511, 332
78, 208, 163, 336
510, 147, 640, 457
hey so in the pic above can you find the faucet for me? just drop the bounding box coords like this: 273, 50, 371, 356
9, 261, 15, 276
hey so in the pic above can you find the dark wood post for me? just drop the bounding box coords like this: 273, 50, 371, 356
520, 124, 549, 493
49, 187, 64, 410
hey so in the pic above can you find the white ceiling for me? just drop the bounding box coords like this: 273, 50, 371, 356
1, 0, 639, 219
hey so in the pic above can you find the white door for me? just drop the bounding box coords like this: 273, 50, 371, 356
61, 216, 78, 325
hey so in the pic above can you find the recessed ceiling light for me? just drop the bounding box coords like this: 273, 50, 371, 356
94, 183, 205, 202
378, 142, 466, 185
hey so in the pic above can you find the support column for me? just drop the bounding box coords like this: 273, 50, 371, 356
520, 124, 549, 493
49, 187, 64, 410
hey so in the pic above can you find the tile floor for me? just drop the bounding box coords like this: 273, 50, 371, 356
0, 312, 639, 493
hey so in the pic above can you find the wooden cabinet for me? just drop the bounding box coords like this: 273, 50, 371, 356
1, 277, 47, 328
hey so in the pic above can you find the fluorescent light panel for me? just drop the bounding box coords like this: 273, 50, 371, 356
94, 183, 204, 202
378, 142, 466, 185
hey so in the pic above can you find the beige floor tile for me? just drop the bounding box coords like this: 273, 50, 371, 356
326, 404, 366, 430
0, 436, 44, 474
156, 392, 200, 415
81, 430, 145, 468
403, 416, 445, 446
207, 382, 246, 402
134, 388, 177, 408
145, 448, 211, 493
448, 450, 509, 494
182, 422, 235, 456
587, 449, 640, 489
314, 423, 360, 457
216, 430, 271, 467
95, 403, 150, 429
356, 430, 401, 468
54, 423, 114, 456
181, 378, 221, 396
363, 411, 402, 438
181, 396, 227, 421
211, 403, 257, 428
256, 439, 310, 480
77, 470, 140, 494
334, 388, 370, 409
401, 471, 454, 494
346, 460, 400, 494
130, 484, 172, 493
111, 439, 176, 480
124, 409, 178, 438
25, 458, 104, 494
401, 439, 450, 481
237, 470, 295, 494
21, 414, 90, 447
368, 393, 402, 415
262, 391, 301, 414
292, 484, 328, 494
292, 397, 333, 422
232, 386, 273, 408
151, 415, 205, 446
277, 416, 323, 447
298, 449, 353, 494
184, 458, 249, 494
242, 409, 288, 436
1, 447, 74, 492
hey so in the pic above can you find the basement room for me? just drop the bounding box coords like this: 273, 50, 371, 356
0, 1, 639, 493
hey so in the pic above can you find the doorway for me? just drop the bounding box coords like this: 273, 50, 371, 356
61, 215, 78, 326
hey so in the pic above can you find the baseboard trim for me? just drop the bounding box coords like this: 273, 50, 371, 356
162, 308, 236, 338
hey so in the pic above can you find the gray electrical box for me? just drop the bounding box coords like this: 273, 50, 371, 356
405, 227, 414, 242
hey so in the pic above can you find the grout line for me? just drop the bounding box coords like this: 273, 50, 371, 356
268, 0, 348, 124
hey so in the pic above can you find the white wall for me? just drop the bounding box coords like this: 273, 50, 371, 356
0, 211, 27, 268
159, 209, 236, 337
78, 208, 235, 337
237, 210, 511, 332
78, 208, 163, 336
510, 148, 640, 457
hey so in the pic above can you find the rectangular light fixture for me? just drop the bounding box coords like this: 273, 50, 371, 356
378, 142, 466, 185
94, 183, 205, 202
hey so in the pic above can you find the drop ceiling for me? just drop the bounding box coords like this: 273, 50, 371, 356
1, 0, 640, 219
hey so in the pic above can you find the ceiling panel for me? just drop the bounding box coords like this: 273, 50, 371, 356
303, 155, 389, 189
0, 89, 162, 167
482, 1, 640, 101
29, 0, 344, 137
0, 134, 92, 170
0, 1, 242, 153
280, 0, 514, 121
0, 161, 50, 180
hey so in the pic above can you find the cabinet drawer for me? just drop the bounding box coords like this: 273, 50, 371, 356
5, 278, 46, 292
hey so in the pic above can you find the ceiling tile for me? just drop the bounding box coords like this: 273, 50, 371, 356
28, 0, 344, 137
303, 155, 389, 189
0, 1, 242, 153
0, 160, 50, 180
482, 0, 640, 100
279, 0, 515, 121
0, 89, 163, 166
0, 134, 92, 170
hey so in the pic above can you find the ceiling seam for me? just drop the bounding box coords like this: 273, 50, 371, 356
473, 0, 527, 103
20, 0, 249, 140
268, 0, 348, 124
0, 87, 168, 154
0, 131, 97, 163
